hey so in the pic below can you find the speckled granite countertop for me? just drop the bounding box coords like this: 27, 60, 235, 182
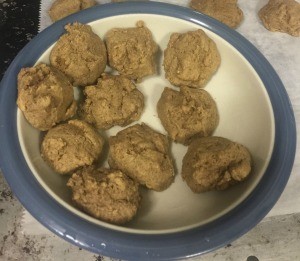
1, 0, 300, 260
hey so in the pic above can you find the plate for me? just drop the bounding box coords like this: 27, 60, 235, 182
0, 2, 296, 260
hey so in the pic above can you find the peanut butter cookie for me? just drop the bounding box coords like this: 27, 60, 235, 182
67, 166, 141, 224
80, 74, 144, 129
259, 0, 300, 37
108, 123, 175, 191
50, 23, 107, 86
41, 120, 104, 174
163, 29, 220, 88
190, 0, 244, 29
105, 21, 158, 81
182, 136, 252, 193
157, 86, 219, 145
49, 0, 96, 22
17, 63, 77, 131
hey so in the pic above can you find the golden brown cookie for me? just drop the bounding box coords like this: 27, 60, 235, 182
50, 22, 107, 86
49, 0, 96, 22
182, 136, 252, 193
157, 86, 219, 145
163, 29, 220, 88
105, 21, 158, 81
41, 120, 104, 174
80, 74, 144, 129
259, 0, 300, 37
17, 63, 77, 131
67, 166, 141, 224
108, 123, 175, 191
190, 0, 244, 29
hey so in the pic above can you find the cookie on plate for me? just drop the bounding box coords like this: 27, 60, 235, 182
67, 166, 141, 224
105, 21, 158, 81
80, 74, 144, 129
41, 120, 104, 174
182, 136, 252, 193
50, 22, 107, 86
163, 29, 220, 88
157, 86, 219, 145
108, 123, 175, 191
17, 63, 77, 131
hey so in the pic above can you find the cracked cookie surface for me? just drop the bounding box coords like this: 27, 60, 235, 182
67, 166, 141, 224
50, 22, 107, 86
259, 0, 300, 37
157, 86, 219, 145
182, 136, 252, 193
80, 74, 144, 129
49, 0, 96, 22
105, 21, 158, 81
163, 29, 220, 88
41, 120, 104, 174
108, 123, 175, 191
17, 63, 77, 131
190, 0, 244, 29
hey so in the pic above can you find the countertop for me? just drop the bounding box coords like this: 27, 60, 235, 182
0, 0, 299, 260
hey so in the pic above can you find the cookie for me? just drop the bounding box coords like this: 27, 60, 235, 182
67, 166, 141, 224
182, 136, 252, 193
50, 22, 107, 86
41, 120, 104, 174
108, 123, 175, 191
163, 29, 220, 88
17, 63, 77, 131
259, 0, 300, 37
49, 0, 96, 22
190, 0, 244, 29
105, 21, 158, 81
157, 86, 219, 145
80, 74, 144, 129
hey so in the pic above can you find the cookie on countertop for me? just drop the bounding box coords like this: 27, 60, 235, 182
17, 63, 77, 131
49, 0, 96, 22
190, 0, 244, 29
50, 22, 107, 86
163, 29, 220, 88
157, 86, 219, 145
182, 136, 252, 193
259, 0, 300, 37
80, 74, 144, 129
67, 166, 141, 225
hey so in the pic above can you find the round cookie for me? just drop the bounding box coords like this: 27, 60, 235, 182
259, 0, 300, 37
67, 166, 141, 225
108, 123, 175, 191
50, 22, 107, 87
80, 74, 144, 129
163, 29, 220, 88
49, 0, 96, 22
41, 120, 104, 174
190, 0, 244, 29
17, 63, 77, 131
105, 21, 158, 81
182, 136, 252, 193
157, 86, 219, 145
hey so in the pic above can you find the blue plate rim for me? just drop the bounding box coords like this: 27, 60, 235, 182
0, 2, 296, 260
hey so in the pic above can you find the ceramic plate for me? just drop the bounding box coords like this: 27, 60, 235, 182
0, 2, 296, 260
